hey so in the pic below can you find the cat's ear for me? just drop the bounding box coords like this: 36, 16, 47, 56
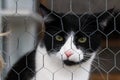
39, 3, 57, 23
39, 3, 51, 17
98, 9, 114, 30
98, 9, 116, 30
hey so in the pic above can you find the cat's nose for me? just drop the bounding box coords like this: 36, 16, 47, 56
65, 51, 73, 58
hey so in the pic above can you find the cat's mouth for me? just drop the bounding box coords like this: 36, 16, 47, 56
63, 59, 87, 66
63, 60, 80, 66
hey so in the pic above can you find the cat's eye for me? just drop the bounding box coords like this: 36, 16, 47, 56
55, 35, 64, 41
78, 37, 87, 43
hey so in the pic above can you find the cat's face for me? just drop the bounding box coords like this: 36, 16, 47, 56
39, 4, 113, 66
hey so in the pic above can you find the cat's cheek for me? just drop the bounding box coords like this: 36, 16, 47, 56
79, 54, 84, 60
50, 52, 61, 60
62, 54, 67, 60
56, 53, 62, 60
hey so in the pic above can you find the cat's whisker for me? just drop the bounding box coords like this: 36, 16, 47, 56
91, 59, 106, 79
92, 58, 114, 75
85, 58, 104, 67
84, 54, 113, 61
91, 63, 106, 80
93, 56, 114, 66
83, 54, 93, 57
95, 59, 113, 69
94, 57, 113, 61
80, 64, 90, 73
79, 58, 105, 80
84, 55, 91, 57
92, 60, 111, 75
84, 53, 92, 55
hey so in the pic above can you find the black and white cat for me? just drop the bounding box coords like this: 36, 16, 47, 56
5, 3, 115, 80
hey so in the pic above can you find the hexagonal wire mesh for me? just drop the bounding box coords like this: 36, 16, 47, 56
0, 0, 120, 80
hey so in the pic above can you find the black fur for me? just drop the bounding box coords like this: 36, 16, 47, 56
5, 50, 36, 80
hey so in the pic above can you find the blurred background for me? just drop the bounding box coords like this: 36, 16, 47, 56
0, 0, 120, 80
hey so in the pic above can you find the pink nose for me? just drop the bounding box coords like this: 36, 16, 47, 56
65, 51, 73, 58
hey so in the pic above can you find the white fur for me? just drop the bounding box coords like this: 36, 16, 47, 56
33, 34, 96, 80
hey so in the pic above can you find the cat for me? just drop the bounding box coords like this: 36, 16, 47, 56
5, 3, 115, 80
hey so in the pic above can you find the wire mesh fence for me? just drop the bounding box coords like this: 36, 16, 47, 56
0, 0, 120, 80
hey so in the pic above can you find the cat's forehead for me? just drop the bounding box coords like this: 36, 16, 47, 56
62, 14, 97, 33
45, 13, 97, 35
62, 14, 80, 32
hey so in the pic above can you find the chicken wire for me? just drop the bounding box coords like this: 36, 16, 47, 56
0, 0, 120, 80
